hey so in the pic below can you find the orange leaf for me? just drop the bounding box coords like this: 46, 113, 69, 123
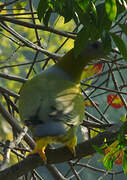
114, 150, 123, 165
92, 63, 103, 75
84, 63, 103, 76
103, 141, 123, 165
104, 147, 110, 155
107, 94, 124, 109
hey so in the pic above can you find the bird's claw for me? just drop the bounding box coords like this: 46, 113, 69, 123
68, 146, 76, 157
38, 149, 47, 163
29, 148, 47, 163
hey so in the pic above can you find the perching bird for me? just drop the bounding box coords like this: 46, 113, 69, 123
18, 41, 107, 162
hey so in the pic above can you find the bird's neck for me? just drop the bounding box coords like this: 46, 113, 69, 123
56, 49, 91, 83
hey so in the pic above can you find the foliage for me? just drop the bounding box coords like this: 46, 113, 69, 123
37, 0, 127, 58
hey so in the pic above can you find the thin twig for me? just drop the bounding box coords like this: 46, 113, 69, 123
0, 16, 76, 39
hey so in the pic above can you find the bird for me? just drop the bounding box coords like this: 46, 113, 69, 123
18, 41, 107, 162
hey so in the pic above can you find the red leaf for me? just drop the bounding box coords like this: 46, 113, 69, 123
107, 94, 124, 109
114, 150, 123, 165
104, 142, 123, 166
84, 63, 103, 76
92, 63, 103, 75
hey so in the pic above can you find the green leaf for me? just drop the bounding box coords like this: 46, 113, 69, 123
117, 0, 127, 15
103, 152, 114, 170
102, 31, 112, 53
105, 0, 117, 21
43, 8, 52, 26
77, 0, 90, 13
117, 121, 127, 147
120, 114, 127, 122
110, 33, 127, 61
89, 23, 100, 42
119, 23, 127, 36
37, 0, 48, 22
15, 1, 27, 9
123, 151, 127, 176
96, 3, 112, 33
74, 27, 89, 57
91, 1, 97, 16
62, 0, 74, 23
92, 145, 104, 155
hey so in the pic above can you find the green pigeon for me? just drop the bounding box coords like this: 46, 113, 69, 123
18, 41, 107, 162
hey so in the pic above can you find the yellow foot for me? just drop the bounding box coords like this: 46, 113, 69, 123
29, 148, 47, 163
68, 146, 76, 157
66, 136, 77, 157
29, 138, 51, 163
38, 148, 47, 163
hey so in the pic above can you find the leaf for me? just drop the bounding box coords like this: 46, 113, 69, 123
90, 128, 100, 138
120, 114, 127, 122
103, 152, 114, 170
103, 141, 123, 167
107, 94, 124, 109
110, 33, 127, 61
114, 150, 123, 165
117, 0, 127, 15
84, 63, 103, 76
105, 0, 117, 21
92, 63, 103, 74
85, 100, 99, 107
123, 151, 127, 176
77, 0, 90, 13
96, 3, 112, 33
74, 27, 89, 57
81, 63, 103, 88
92, 145, 104, 155
43, 8, 52, 26
89, 23, 100, 42
62, 0, 74, 23
102, 31, 112, 53
15, 1, 27, 9
37, 0, 48, 22
117, 121, 127, 146
91, 1, 97, 16
119, 23, 127, 36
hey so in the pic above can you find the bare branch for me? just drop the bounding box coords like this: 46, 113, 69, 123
0, 129, 119, 180
0, 22, 62, 60
0, 72, 27, 83
0, 86, 19, 98
0, 16, 76, 39
0, 101, 35, 149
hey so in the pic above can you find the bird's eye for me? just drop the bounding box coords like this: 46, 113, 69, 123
92, 42, 99, 49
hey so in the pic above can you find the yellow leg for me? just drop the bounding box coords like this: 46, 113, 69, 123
37, 146, 47, 162
66, 136, 77, 157
29, 138, 48, 163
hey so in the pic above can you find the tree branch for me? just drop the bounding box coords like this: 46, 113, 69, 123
0, 16, 76, 39
0, 86, 19, 98
0, 0, 19, 9
0, 72, 27, 83
0, 129, 118, 180
0, 22, 62, 60
0, 101, 35, 149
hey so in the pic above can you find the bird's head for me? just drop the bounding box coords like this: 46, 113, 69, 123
79, 41, 108, 62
